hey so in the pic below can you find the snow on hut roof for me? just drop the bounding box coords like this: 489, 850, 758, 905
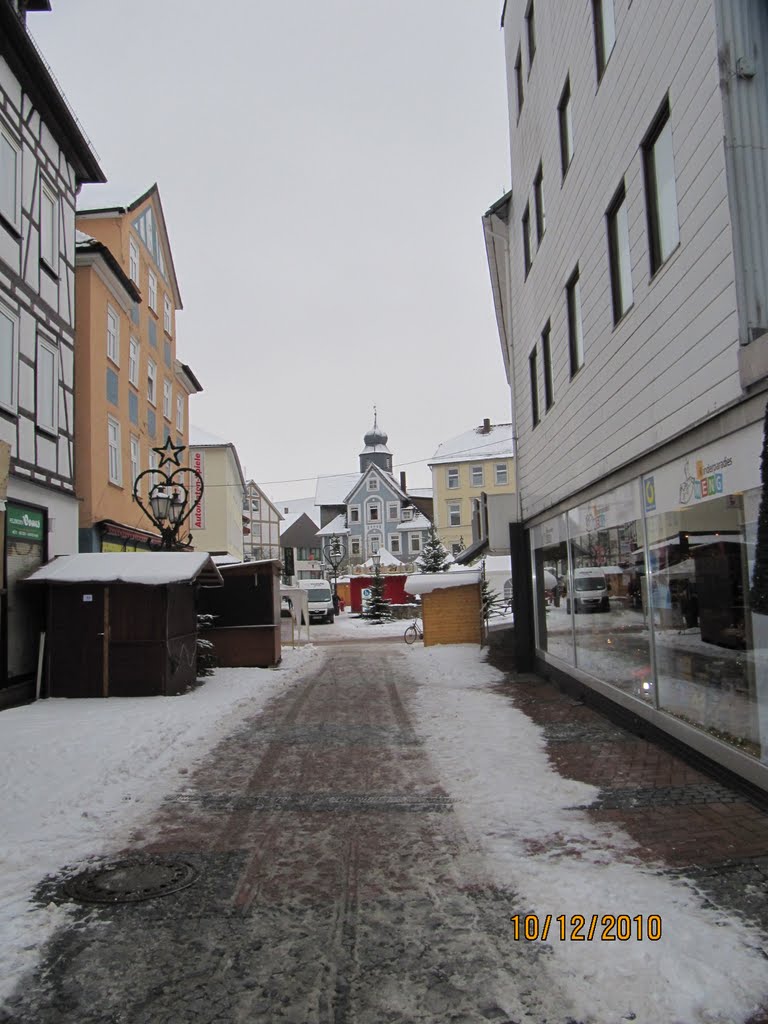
429, 423, 514, 465
404, 569, 481, 595
362, 548, 402, 568
25, 552, 223, 587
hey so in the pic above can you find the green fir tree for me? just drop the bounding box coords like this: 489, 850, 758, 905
364, 561, 392, 622
419, 524, 450, 573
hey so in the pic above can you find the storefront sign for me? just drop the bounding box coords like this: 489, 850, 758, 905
190, 449, 205, 530
6, 503, 44, 542
642, 421, 763, 516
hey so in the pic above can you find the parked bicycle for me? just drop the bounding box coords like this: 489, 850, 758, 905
403, 618, 424, 644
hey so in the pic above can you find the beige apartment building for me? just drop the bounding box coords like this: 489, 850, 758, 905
428, 419, 516, 554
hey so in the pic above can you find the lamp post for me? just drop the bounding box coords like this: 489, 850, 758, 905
322, 537, 347, 611
132, 438, 204, 551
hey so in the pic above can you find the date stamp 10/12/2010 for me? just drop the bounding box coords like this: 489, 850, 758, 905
510, 914, 662, 942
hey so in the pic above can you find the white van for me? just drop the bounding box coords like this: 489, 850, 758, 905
568, 567, 609, 613
298, 579, 335, 623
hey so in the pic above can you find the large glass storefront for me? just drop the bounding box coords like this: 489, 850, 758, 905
531, 421, 768, 762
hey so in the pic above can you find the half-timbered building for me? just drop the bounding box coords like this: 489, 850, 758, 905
0, 0, 104, 701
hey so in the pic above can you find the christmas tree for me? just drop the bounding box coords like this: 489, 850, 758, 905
419, 523, 450, 573
364, 559, 392, 622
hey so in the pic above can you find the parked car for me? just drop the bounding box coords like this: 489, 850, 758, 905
566, 567, 610, 613
298, 579, 335, 623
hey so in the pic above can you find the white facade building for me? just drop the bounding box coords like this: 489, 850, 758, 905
0, 0, 104, 700
487, 0, 768, 790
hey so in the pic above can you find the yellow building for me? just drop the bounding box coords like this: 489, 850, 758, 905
74, 185, 203, 551
188, 427, 246, 560
428, 419, 516, 554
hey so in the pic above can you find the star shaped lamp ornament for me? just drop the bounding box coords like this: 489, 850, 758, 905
153, 437, 186, 468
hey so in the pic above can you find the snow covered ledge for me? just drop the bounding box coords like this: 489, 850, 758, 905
404, 569, 481, 596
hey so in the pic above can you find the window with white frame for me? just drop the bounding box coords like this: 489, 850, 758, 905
367, 500, 381, 522
390, 534, 401, 554
0, 303, 18, 412
176, 394, 184, 431
164, 295, 172, 334
447, 467, 459, 489
592, 0, 616, 82
0, 125, 21, 232
409, 533, 422, 553
107, 305, 119, 364
128, 336, 139, 386
148, 270, 157, 312
567, 266, 584, 376
350, 538, 361, 556
369, 535, 381, 555
607, 180, 633, 322
108, 416, 122, 484
387, 502, 399, 521
642, 98, 679, 275
470, 465, 484, 487
163, 379, 172, 419
147, 358, 157, 405
148, 448, 158, 471
36, 336, 58, 433
129, 238, 139, 283
402, 507, 414, 520
367, 476, 379, 491
495, 463, 509, 486
130, 434, 140, 483
448, 502, 461, 528
39, 181, 58, 271
349, 505, 360, 523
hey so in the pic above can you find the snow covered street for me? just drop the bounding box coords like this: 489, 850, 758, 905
1, 641, 767, 1023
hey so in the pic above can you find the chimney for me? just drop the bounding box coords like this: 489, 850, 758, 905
481, 418, 491, 434
400, 471, 407, 492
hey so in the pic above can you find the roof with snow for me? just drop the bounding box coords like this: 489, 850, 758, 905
429, 422, 515, 465
404, 569, 481, 596
25, 553, 223, 587
315, 472, 360, 507
396, 512, 431, 532
275, 496, 318, 519
317, 514, 349, 536
189, 425, 230, 447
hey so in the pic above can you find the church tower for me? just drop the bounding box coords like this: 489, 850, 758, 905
358, 409, 393, 474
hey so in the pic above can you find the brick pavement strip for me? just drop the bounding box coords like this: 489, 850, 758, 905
2, 646, 577, 1024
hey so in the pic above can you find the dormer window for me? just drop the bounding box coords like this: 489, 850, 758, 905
402, 507, 414, 521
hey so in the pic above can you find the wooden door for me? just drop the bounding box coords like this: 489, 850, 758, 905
49, 585, 107, 697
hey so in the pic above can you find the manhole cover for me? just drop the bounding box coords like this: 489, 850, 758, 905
64, 856, 199, 904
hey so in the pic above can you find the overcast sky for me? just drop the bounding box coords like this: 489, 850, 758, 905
33, 1, 511, 502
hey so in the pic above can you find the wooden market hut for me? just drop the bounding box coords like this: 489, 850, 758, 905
24, 552, 223, 697
404, 569, 483, 647
196, 559, 282, 667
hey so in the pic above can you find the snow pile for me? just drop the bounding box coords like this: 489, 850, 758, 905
407, 645, 768, 1024
0, 647, 319, 1004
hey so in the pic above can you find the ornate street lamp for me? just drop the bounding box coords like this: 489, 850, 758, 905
323, 537, 347, 610
132, 438, 204, 551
